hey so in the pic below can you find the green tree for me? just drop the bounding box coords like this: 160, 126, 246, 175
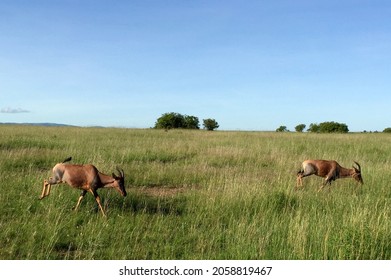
319, 121, 349, 133
276, 125, 289, 132
307, 122, 349, 133
154, 112, 200, 129
383, 127, 391, 133
203, 118, 219, 131
154, 112, 184, 129
295, 124, 306, 132
183, 115, 200, 129
307, 123, 320, 133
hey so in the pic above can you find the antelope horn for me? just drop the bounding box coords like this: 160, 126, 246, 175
116, 167, 124, 178
353, 161, 361, 172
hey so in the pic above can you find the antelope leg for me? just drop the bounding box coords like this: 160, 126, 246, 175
90, 190, 106, 217
40, 180, 50, 199
74, 190, 87, 211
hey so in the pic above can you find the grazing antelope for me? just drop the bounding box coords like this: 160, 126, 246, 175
40, 157, 126, 216
296, 160, 363, 191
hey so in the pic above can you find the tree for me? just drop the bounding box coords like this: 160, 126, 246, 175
154, 112, 185, 129
319, 121, 349, 133
276, 125, 289, 132
295, 124, 306, 133
154, 112, 200, 129
183, 115, 200, 129
383, 127, 391, 133
307, 122, 349, 133
307, 123, 320, 133
203, 118, 219, 131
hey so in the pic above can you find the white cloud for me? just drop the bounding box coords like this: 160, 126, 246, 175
1, 107, 30, 113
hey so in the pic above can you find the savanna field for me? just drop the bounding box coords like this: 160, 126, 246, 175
1, 125, 391, 260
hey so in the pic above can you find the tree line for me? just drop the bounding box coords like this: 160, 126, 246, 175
277, 122, 349, 133
278, 122, 391, 133
155, 114, 391, 133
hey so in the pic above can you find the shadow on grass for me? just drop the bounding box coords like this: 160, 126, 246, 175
106, 185, 189, 216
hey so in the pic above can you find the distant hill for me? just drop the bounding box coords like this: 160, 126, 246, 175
0, 122, 77, 127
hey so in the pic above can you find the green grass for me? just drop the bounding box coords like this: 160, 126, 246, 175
1, 125, 391, 259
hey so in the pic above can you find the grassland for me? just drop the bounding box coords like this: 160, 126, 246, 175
1, 125, 391, 260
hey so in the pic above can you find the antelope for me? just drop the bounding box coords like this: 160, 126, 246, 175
296, 160, 363, 191
39, 157, 126, 216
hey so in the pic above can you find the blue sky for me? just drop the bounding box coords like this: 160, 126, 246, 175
1, 0, 390, 131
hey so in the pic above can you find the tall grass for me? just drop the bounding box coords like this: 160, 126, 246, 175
1, 125, 391, 259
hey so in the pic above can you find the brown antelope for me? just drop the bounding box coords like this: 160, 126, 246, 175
296, 160, 363, 191
40, 157, 126, 216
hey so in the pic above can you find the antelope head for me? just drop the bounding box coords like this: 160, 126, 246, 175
112, 167, 127, 197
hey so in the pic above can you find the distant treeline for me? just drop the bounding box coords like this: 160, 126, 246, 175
277, 122, 349, 133
278, 122, 391, 133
